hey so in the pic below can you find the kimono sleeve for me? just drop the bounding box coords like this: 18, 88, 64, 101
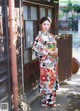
32, 36, 48, 58
51, 34, 58, 54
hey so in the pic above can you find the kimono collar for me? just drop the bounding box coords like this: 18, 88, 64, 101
41, 31, 49, 35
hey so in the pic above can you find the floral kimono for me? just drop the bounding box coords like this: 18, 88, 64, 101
32, 32, 59, 106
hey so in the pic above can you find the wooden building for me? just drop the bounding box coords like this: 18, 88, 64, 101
0, 0, 59, 110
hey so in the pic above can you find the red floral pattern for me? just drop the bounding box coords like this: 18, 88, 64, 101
40, 67, 47, 75
40, 74, 47, 82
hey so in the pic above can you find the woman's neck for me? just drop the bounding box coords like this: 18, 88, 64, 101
41, 31, 49, 34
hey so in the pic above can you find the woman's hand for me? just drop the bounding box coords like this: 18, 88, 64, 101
48, 50, 54, 55
47, 48, 58, 57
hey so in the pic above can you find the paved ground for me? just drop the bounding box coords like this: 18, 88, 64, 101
26, 31, 80, 111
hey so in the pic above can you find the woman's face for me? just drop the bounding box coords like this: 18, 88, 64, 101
41, 20, 51, 33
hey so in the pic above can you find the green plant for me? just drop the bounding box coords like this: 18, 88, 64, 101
73, 4, 80, 13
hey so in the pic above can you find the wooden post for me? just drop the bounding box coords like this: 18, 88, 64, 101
8, 0, 19, 110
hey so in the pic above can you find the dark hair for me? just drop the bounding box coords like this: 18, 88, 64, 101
40, 17, 52, 24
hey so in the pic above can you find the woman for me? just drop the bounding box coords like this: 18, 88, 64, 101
32, 17, 59, 107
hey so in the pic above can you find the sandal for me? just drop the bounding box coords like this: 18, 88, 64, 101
41, 102, 56, 107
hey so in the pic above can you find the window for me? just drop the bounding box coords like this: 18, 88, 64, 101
23, 6, 28, 20
25, 21, 33, 48
31, 7, 37, 20
48, 9, 52, 19
40, 7, 46, 18
23, 5, 38, 63
40, 7, 52, 20
23, 6, 38, 49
